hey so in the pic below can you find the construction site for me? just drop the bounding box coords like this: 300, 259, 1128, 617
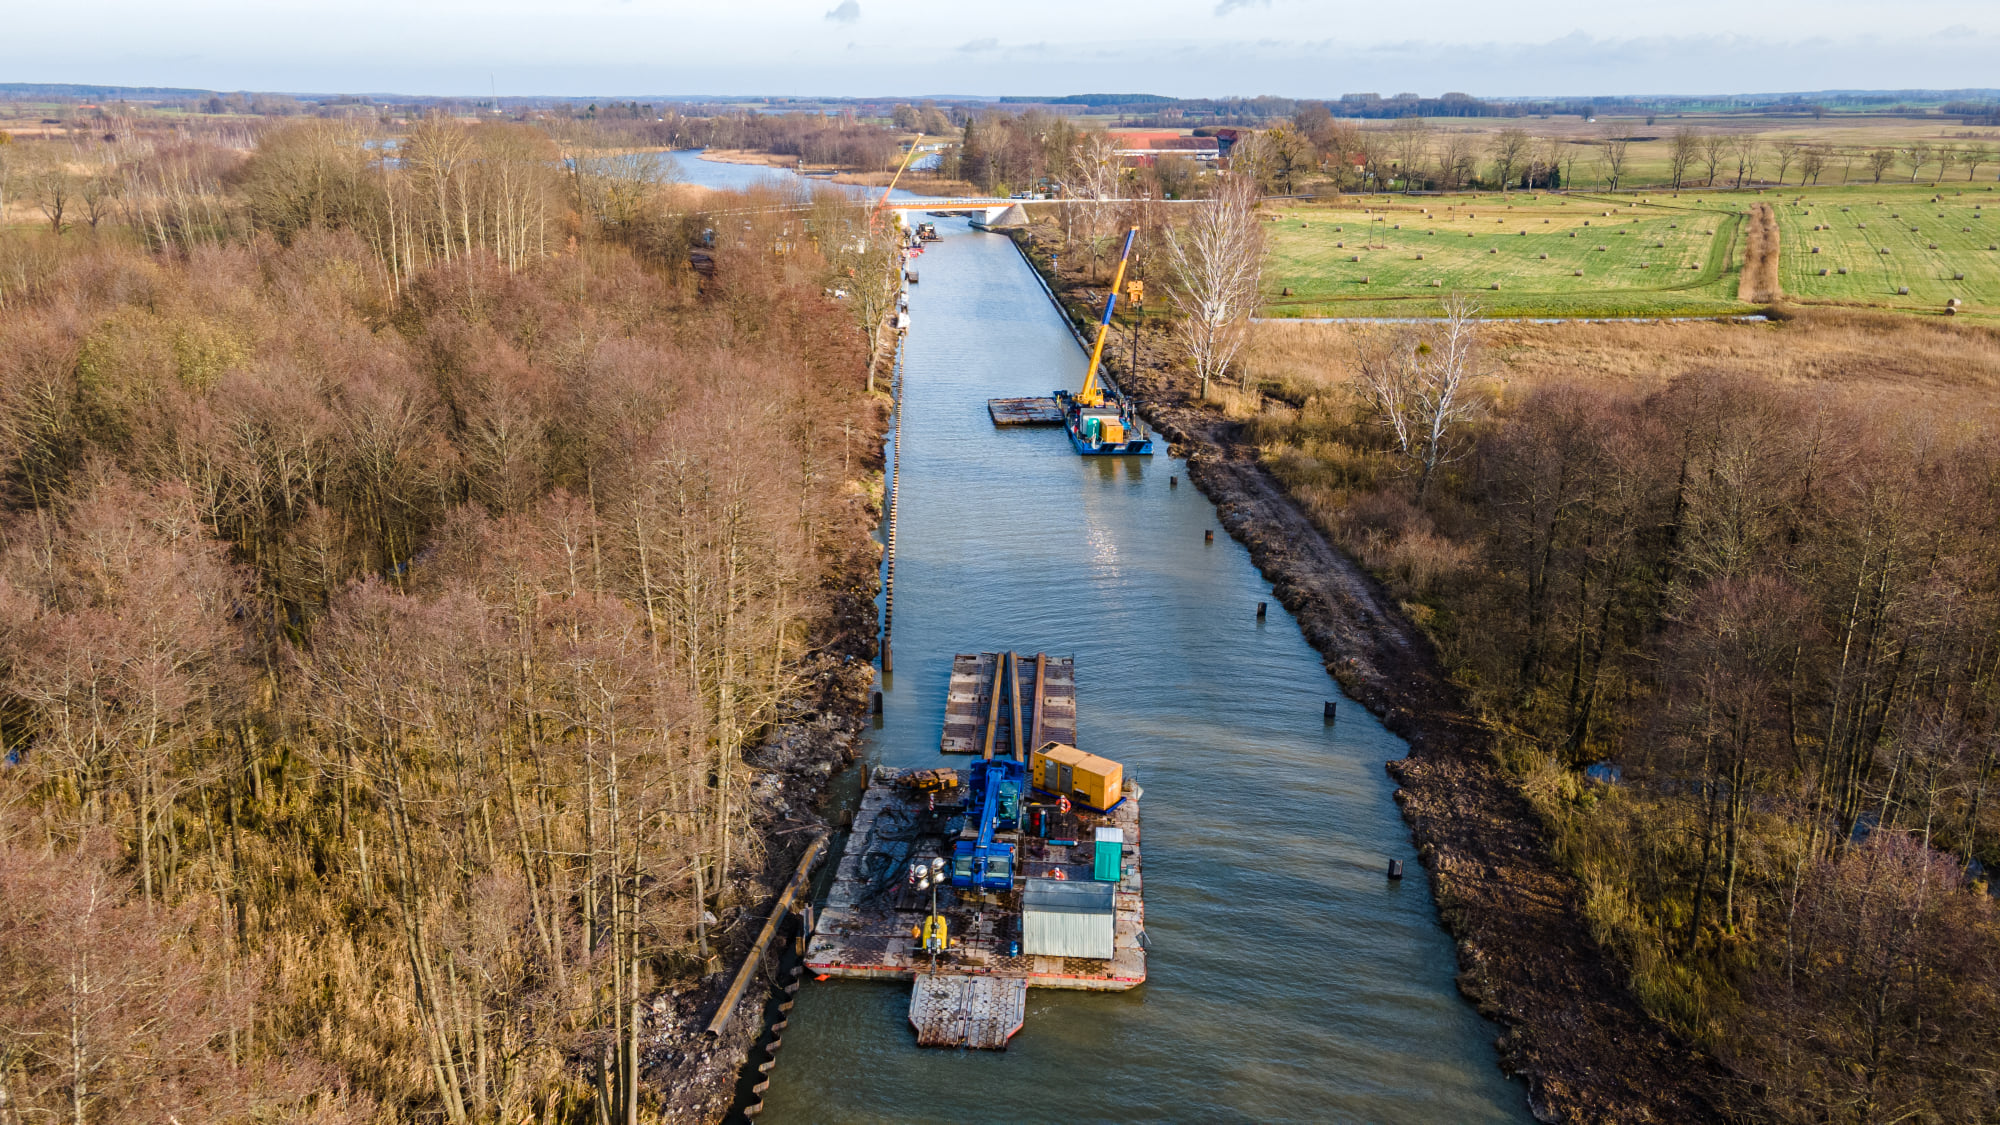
802, 651, 1147, 1049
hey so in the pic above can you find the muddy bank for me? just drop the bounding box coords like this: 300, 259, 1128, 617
1007, 230, 1730, 1124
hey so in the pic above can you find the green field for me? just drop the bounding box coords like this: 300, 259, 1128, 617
1259, 184, 2000, 320
1770, 184, 2000, 314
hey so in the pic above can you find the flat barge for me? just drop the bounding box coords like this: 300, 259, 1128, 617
804, 650, 1145, 1049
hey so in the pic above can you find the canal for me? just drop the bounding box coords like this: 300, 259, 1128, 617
675, 154, 1530, 1124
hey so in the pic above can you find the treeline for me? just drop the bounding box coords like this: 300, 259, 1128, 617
0, 118, 886, 1123
1249, 321, 2000, 1120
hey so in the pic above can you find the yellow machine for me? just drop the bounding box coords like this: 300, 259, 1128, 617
916, 913, 949, 954
1030, 742, 1126, 812
1073, 226, 1141, 409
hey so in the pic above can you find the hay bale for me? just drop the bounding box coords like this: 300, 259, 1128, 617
1491, 282, 1501, 290
1812, 247, 1820, 253
1898, 286, 1910, 295
1539, 253, 1548, 260
1880, 248, 1891, 255
1360, 277, 1370, 284
1349, 255, 1360, 262
1838, 267, 1849, 275
1818, 268, 1829, 276
1949, 297, 1963, 307
1430, 279, 1441, 287
1573, 270, 1583, 276
1954, 272, 1966, 280
1929, 242, 1938, 249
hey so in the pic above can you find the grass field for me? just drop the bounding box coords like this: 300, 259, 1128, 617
1259, 183, 2000, 320
1259, 191, 1752, 318
1770, 183, 2000, 314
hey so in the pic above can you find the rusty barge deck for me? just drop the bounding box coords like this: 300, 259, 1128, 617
941, 651, 1075, 755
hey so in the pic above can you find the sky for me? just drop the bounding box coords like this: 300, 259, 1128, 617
7, 0, 2000, 100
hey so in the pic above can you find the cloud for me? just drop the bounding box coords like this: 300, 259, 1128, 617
1214, 0, 1269, 14
824, 0, 859, 24
957, 37, 999, 52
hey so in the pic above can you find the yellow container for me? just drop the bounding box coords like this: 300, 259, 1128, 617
1100, 419, 1126, 443
1031, 742, 1125, 811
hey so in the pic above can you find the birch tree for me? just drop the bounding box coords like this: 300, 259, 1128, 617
1162, 173, 1262, 398
1355, 293, 1484, 498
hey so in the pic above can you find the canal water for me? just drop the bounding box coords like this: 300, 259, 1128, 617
677, 155, 1529, 1124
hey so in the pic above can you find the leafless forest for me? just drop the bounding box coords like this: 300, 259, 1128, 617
1248, 314, 2000, 1121
0, 118, 886, 1123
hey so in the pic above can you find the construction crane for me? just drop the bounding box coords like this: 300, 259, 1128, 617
1052, 226, 1155, 455
869, 133, 924, 232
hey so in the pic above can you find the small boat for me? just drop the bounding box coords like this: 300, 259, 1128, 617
906, 269, 920, 284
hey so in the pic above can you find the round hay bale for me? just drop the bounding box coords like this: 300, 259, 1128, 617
1640, 262, 1650, 269
1519, 230, 1527, 236
1569, 232, 1577, 238
1858, 222, 1867, 228
1946, 306, 1958, 316
1880, 248, 1891, 254
1595, 245, 1607, 251
1336, 241, 1344, 248
1949, 297, 1963, 307
1818, 268, 1829, 276
1929, 242, 1938, 249
1349, 255, 1360, 262
1539, 253, 1548, 259
1838, 267, 1849, 275
1812, 247, 1820, 253
1430, 279, 1441, 287
1360, 277, 1370, 284
1490, 282, 1501, 290
1898, 286, 1910, 295
1954, 272, 1966, 280
1415, 253, 1424, 260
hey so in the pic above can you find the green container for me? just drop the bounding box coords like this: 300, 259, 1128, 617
1093, 827, 1124, 882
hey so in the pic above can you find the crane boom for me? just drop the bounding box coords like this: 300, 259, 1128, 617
1077, 226, 1138, 408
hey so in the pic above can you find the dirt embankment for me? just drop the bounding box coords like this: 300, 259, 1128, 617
1009, 234, 1731, 1123
1738, 201, 1782, 303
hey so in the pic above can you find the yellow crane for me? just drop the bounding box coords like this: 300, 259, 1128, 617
1074, 226, 1139, 408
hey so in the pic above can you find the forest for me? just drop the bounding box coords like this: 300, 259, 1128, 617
1244, 313, 2000, 1121
0, 116, 888, 1123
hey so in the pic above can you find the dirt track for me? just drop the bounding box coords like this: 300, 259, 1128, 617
1738, 202, 1782, 303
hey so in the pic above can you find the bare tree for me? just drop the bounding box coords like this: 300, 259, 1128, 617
1770, 139, 1801, 187
1354, 293, 1485, 498
1163, 173, 1263, 399
1962, 143, 1992, 182
1490, 128, 1532, 191
1932, 145, 1958, 185
1669, 127, 1700, 190
1732, 135, 1762, 188
1700, 133, 1729, 187
1867, 147, 1897, 183
20, 145, 76, 233
1436, 132, 1477, 191
1389, 117, 1430, 191
1800, 145, 1829, 185
1901, 142, 1932, 183
1596, 134, 1632, 191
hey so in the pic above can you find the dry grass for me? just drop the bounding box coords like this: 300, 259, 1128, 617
1242, 311, 2000, 419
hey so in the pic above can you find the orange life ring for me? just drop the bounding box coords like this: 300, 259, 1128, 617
1052, 868, 1067, 881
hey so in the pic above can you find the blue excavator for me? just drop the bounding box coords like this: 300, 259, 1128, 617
951, 756, 1025, 891
1052, 226, 1155, 456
